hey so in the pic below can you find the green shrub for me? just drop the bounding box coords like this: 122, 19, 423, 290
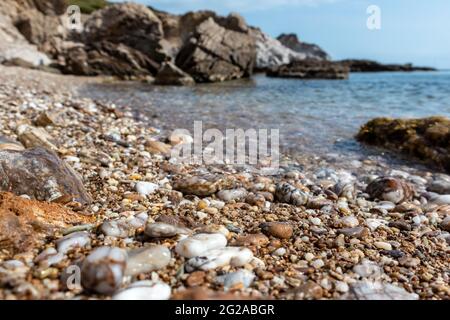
67, 0, 109, 14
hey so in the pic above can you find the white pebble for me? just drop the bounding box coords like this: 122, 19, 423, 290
341, 216, 359, 228
126, 246, 171, 276
135, 182, 159, 196
185, 247, 253, 272
112, 281, 171, 300
311, 259, 324, 269
144, 222, 191, 238
175, 233, 227, 258
374, 241, 392, 250
56, 231, 90, 254
309, 217, 321, 226
335, 281, 349, 293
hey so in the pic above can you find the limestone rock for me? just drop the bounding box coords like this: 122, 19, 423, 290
176, 17, 256, 82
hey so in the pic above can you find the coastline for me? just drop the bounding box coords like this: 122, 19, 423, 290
0, 66, 449, 299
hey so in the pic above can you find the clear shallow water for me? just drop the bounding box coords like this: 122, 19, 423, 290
81, 71, 450, 160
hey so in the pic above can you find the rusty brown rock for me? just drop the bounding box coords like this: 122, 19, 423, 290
0, 192, 93, 256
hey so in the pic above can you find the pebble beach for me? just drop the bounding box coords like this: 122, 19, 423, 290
0, 65, 448, 300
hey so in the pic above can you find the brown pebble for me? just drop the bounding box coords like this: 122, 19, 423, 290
260, 222, 293, 239
186, 271, 206, 287
234, 233, 269, 246
294, 281, 323, 299
388, 220, 412, 231
337, 226, 368, 238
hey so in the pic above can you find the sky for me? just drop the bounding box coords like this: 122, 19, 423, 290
111, 0, 450, 69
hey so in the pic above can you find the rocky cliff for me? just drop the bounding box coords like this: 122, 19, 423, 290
277, 33, 330, 61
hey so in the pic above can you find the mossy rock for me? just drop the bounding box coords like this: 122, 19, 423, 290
357, 116, 450, 172
66, 0, 109, 14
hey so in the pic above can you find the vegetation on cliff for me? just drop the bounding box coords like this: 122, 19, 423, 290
67, 0, 108, 14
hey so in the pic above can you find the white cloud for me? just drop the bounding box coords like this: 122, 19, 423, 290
114, 0, 342, 12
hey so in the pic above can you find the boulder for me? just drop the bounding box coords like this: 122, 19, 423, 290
82, 3, 167, 73
154, 61, 195, 86
59, 41, 158, 77
251, 28, 307, 71
277, 33, 330, 61
267, 59, 349, 79
0, 3, 51, 66
0, 192, 93, 256
357, 117, 450, 172
176, 17, 256, 82
0, 147, 92, 204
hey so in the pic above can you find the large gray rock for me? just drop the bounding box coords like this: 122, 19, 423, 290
82, 3, 167, 73
277, 33, 330, 61
176, 17, 256, 82
0, 147, 92, 204
59, 41, 158, 77
0, 3, 51, 66
251, 28, 306, 71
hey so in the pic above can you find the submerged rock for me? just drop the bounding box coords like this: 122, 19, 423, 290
267, 59, 349, 79
339, 59, 435, 72
0, 147, 92, 203
357, 117, 450, 172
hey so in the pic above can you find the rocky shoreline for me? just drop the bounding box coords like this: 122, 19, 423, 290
0, 66, 449, 300
0, 1, 436, 85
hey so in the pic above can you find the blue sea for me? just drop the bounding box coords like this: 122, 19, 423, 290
82, 71, 450, 162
